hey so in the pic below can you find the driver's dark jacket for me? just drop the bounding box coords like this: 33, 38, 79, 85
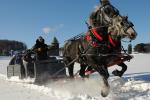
32, 40, 48, 60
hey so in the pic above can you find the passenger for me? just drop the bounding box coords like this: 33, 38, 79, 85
15, 52, 23, 64
32, 36, 49, 60
23, 50, 34, 63
23, 50, 34, 78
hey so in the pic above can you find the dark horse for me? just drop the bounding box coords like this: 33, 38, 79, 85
63, 4, 137, 97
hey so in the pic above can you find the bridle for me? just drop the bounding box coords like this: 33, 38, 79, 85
99, 4, 119, 27
121, 17, 134, 33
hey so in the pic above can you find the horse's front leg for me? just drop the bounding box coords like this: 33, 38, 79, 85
23, 60, 28, 78
112, 62, 127, 77
68, 63, 74, 78
94, 65, 110, 97
64, 57, 74, 78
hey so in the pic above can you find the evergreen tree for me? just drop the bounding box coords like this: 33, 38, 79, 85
52, 37, 59, 44
48, 37, 59, 56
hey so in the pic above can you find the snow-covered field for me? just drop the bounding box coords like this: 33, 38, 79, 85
0, 54, 150, 100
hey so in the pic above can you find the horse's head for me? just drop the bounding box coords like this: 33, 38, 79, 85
94, 1, 137, 40
108, 15, 137, 40
89, 1, 137, 41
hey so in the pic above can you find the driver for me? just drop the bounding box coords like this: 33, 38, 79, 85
32, 36, 49, 60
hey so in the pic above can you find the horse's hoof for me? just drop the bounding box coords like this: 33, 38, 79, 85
101, 85, 110, 97
69, 76, 74, 79
79, 74, 89, 78
112, 70, 123, 77
101, 91, 109, 97
100, 77, 110, 97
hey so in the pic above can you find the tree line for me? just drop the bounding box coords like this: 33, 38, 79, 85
0, 38, 150, 56
0, 40, 27, 56
134, 43, 150, 53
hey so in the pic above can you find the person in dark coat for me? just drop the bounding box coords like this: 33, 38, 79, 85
32, 36, 49, 60
23, 50, 34, 78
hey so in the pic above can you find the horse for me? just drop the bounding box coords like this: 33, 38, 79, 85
63, 4, 137, 97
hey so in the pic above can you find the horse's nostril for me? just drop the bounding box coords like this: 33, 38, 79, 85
130, 32, 134, 36
130, 33, 137, 40
131, 34, 135, 37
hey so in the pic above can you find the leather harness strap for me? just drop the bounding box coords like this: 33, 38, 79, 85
91, 28, 103, 41
85, 28, 117, 48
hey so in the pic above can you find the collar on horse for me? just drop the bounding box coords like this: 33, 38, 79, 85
85, 28, 116, 48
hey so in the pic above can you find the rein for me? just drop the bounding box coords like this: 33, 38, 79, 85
121, 39, 132, 43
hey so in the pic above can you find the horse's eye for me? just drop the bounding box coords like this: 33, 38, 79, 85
120, 22, 124, 26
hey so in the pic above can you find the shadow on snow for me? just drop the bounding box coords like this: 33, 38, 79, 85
123, 72, 150, 82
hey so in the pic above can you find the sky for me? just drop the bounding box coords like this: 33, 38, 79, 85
0, 0, 150, 48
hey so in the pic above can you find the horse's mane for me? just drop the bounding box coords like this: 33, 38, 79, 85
66, 32, 85, 41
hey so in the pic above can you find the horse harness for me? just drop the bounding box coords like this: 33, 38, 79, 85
76, 27, 133, 66
85, 28, 117, 49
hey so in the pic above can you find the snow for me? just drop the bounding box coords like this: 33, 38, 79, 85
0, 54, 150, 100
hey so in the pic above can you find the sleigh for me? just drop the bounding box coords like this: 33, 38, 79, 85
7, 52, 66, 84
